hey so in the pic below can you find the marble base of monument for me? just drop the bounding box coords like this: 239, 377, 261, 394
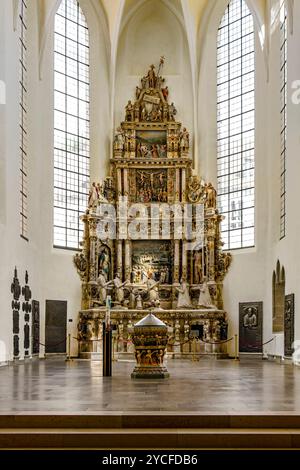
77, 308, 229, 360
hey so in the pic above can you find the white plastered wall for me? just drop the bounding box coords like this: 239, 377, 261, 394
0, 0, 111, 361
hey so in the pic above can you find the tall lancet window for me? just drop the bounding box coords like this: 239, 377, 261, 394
217, 0, 255, 249
19, 0, 28, 240
280, 3, 287, 239
54, 0, 90, 249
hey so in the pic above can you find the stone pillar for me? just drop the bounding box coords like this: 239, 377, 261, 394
181, 168, 186, 202
208, 237, 215, 282
181, 240, 187, 281
117, 240, 123, 278
175, 168, 180, 202
117, 167, 122, 196
88, 219, 98, 282
124, 240, 131, 281
123, 168, 128, 196
174, 240, 180, 283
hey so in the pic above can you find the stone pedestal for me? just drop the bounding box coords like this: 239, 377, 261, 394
131, 313, 169, 379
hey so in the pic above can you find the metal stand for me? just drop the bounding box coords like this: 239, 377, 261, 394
102, 322, 112, 376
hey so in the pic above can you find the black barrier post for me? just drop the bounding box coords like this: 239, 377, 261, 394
102, 322, 112, 376
103, 296, 112, 376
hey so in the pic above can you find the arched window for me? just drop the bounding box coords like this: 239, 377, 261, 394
19, 0, 28, 240
217, 0, 255, 250
53, 0, 90, 249
280, 3, 287, 239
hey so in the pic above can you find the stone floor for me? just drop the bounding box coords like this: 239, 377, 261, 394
0, 357, 300, 412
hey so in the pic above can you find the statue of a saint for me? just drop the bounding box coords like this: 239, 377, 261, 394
125, 100, 134, 121
193, 251, 203, 284
136, 86, 141, 99
147, 64, 156, 88
146, 273, 160, 304
97, 270, 113, 305
168, 102, 176, 121
162, 86, 169, 100
180, 127, 189, 152
176, 279, 192, 308
187, 176, 204, 203
112, 273, 128, 305
88, 182, 99, 209
114, 126, 125, 151
206, 183, 217, 209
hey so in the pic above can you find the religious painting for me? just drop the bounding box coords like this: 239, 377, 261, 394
98, 244, 111, 281
131, 240, 172, 284
284, 293, 295, 357
239, 301, 263, 353
136, 169, 168, 203
136, 130, 167, 158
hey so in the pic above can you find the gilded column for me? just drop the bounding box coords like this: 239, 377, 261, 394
117, 167, 122, 197
181, 168, 186, 202
123, 168, 128, 196
175, 169, 180, 203
124, 240, 131, 281
174, 240, 180, 283
181, 240, 187, 281
208, 237, 215, 282
89, 219, 97, 282
117, 239, 123, 278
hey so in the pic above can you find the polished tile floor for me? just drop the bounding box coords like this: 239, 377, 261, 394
0, 357, 299, 412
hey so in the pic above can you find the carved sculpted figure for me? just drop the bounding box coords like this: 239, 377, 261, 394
147, 64, 156, 88
114, 126, 125, 150
146, 273, 160, 304
97, 270, 112, 305
125, 100, 134, 121
88, 182, 99, 209
180, 127, 189, 152
168, 102, 176, 121
194, 251, 203, 284
243, 307, 258, 329
197, 280, 215, 308
113, 273, 128, 305
206, 183, 217, 209
188, 176, 204, 203
176, 279, 192, 308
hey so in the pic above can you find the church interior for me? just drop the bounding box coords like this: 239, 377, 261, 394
0, 0, 300, 452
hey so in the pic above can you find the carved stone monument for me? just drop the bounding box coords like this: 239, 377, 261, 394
74, 61, 232, 359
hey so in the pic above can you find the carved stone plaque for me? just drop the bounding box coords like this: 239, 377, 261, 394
13, 335, 19, 358
284, 294, 294, 357
24, 323, 30, 350
32, 300, 40, 355
13, 311, 19, 334
239, 302, 263, 353
45, 300, 67, 353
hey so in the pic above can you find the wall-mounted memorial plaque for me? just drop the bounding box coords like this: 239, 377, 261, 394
239, 302, 263, 353
284, 293, 295, 357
